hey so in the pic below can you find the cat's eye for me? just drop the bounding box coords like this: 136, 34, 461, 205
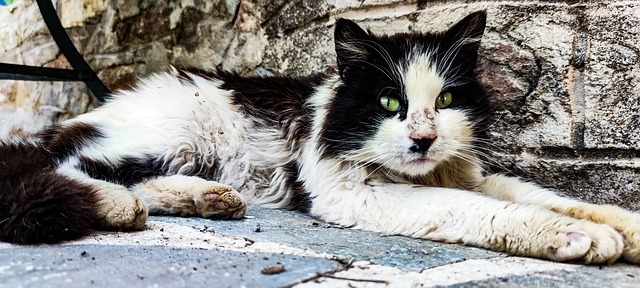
379, 95, 401, 112
435, 92, 453, 109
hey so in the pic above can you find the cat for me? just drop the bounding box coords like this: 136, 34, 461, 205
1, 11, 640, 265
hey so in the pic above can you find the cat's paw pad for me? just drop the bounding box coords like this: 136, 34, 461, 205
194, 184, 246, 219
555, 222, 623, 264
101, 194, 148, 230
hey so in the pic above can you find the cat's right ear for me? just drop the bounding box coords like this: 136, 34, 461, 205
334, 19, 372, 80
444, 11, 486, 46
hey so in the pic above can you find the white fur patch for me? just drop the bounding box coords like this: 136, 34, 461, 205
404, 54, 444, 114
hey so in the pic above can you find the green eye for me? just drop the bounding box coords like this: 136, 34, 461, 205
379, 95, 401, 112
435, 92, 453, 109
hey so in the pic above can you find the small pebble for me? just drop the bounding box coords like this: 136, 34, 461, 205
261, 265, 285, 275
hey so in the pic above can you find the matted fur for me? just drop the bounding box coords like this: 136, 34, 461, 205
2, 12, 640, 265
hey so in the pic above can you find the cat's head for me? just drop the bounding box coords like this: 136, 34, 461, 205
320, 12, 490, 177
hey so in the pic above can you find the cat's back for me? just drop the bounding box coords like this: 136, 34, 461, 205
54, 71, 253, 178
76, 71, 243, 130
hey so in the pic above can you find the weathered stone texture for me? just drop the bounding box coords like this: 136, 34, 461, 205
0, 0, 638, 209
499, 152, 640, 211
481, 4, 577, 150
583, 3, 640, 149
0, 0, 97, 135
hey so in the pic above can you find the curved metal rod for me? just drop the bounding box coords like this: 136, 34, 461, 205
35, 0, 111, 102
0, 62, 95, 81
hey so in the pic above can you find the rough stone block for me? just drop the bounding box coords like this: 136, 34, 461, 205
496, 152, 640, 211
478, 4, 577, 150
262, 24, 334, 76
583, 4, 640, 149
0, 80, 94, 136
59, 0, 109, 28
0, 0, 47, 52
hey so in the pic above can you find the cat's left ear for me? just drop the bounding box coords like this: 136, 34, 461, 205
444, 11, 487, 49
334, 18, 373, 80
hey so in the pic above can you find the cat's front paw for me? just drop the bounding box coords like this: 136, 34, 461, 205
598, 209, 640, 265
98, 192, 148, 230
549, 220, 623, 264
193, 184, 246, 219
621, 226, 640, 264
567, 204, 640, 264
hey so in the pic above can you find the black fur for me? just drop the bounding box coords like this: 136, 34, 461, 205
38, 123, 104, 160
0, 140, 100, 244
280, 161, 312, 212
217, 70, 322, 211
219, 71, 322, 139
79, 156, 167, 187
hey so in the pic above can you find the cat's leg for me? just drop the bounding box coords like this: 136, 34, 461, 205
57, 164, 148, 230
130, 175, 246, 219
481, 174, 640, 263
312, 183, 623, 264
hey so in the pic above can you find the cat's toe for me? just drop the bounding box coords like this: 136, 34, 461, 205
100, 193, 148, 230
591, 208, 640, 264
561, 221, 623, 264
194, 184, 246, 219
621, 227, 640, 264
549, 231, 592, 262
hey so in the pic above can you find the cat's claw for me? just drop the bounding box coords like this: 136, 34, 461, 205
194, 184, 246, 219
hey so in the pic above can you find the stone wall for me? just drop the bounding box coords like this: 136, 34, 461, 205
0, 0, 639, 209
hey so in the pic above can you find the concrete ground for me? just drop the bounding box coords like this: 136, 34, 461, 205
1, 206, 639, 288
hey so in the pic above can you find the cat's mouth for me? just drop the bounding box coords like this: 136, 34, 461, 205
408, 154, 435, 164
392, 154, 439, 176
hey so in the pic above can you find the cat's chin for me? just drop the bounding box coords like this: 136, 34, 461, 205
391, 157, 439, 177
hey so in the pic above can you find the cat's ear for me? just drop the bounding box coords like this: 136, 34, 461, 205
334, 19, 372, 79
444, 11, 486, 47
441, 11, 486, 73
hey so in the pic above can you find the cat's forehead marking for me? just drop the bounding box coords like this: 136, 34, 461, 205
403, 54, 444, 111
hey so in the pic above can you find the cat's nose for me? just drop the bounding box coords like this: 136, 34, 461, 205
410, 137, 436, 154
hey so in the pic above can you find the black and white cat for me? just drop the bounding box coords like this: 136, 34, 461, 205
2, 11, 639, 264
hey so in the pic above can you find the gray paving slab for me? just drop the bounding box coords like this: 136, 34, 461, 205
157, 206, 503, 271
0, 244, 340, 288
1, 205, 640, 287
446, 264, 640, 288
